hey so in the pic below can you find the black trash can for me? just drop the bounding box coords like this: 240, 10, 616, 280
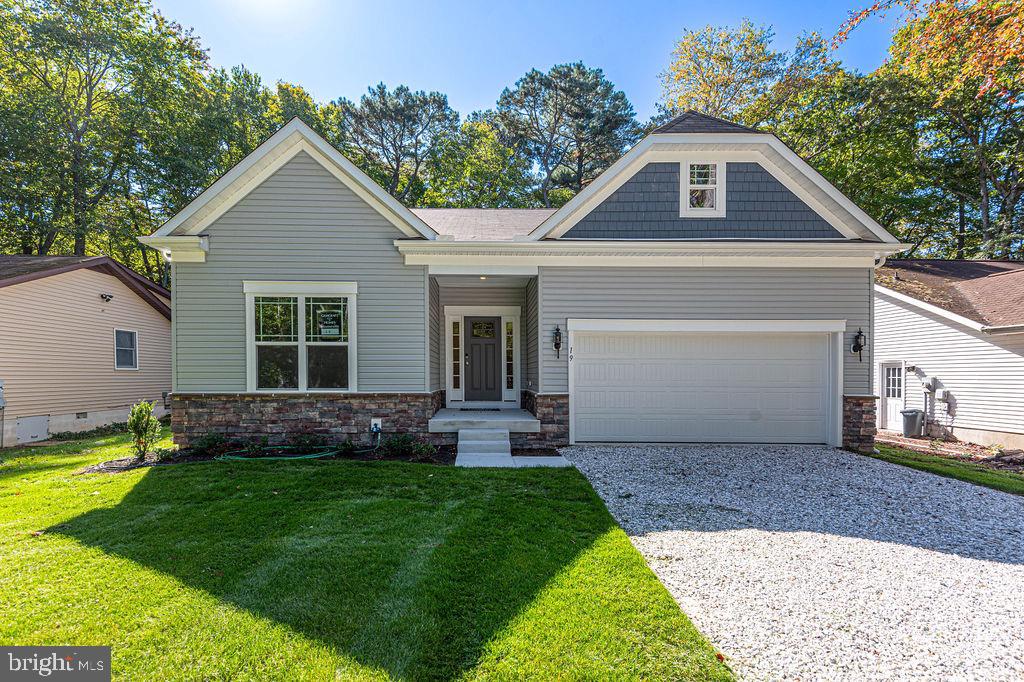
901, 409, 925, 437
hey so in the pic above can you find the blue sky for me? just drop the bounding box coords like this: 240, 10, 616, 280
153, 0, 899, 121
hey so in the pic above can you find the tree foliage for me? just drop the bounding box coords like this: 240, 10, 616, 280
837, 0, 1024, 102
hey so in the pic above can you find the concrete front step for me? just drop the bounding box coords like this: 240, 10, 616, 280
458, 428, 508, 442
429, 408, 540, 433
457, 440, 511, 455
454, 453, 573, 468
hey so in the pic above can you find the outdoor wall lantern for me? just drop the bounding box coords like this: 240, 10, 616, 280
553, 325, 563, 358
851, 328, 867, 361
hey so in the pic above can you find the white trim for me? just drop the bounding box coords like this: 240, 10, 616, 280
243, 280, 358, 295
137, 235, 208, 263
526, 133, 899, 243
427, 264, 539, 275
245, 287, 358, 393
566, 318, 847, 333
680, 157, 726, 218
444, 305, 522, 317
875, 286, 985, 332
566, 321, 844, 446
397, 239, 908, 269
113, 328, 139, 371
443, 305, 521, 406
146, 119, 436, 241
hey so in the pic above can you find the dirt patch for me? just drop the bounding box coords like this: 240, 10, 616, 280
876, 435, 1024, 475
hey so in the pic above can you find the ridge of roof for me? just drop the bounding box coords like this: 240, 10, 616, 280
651, 110, 766, 135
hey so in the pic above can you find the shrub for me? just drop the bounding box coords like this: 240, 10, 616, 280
377, 434, 438, 462
291, 433, 328, 451
50, 422, 127, 441
126, 401, 161, 460
190, 433, 229, 456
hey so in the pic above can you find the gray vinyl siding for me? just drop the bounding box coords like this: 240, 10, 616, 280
539, 267, 872, 394
525, 278, 539, 392
428, 277, 440, 391
436, 285, 528, 393
564, 162, 843, 240
874, 292, 1024, 436
174, 151, 428, 392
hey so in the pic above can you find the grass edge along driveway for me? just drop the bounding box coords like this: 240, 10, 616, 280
870, 444, 1024, 496
0, 430, 732, 681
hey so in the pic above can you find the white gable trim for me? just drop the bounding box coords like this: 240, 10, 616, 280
528, 133, 899, 243
149, 118, 436, 241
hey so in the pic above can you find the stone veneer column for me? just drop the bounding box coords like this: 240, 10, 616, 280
843, 395, 878, 453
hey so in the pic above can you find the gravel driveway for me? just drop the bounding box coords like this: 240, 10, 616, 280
564, 444, 1024, 681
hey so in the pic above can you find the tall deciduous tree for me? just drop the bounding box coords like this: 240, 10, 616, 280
337, 83, 458, 202
659, 20, 786, 119
837, 0, 1024, 102
0, 0, 206, 255
421, 121, 533, 208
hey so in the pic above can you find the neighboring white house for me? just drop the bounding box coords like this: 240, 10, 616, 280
874, 259, 1024, 449
0, 256, 172, 446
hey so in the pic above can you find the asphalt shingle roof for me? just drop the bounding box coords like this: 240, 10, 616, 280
0, 255, 104, 281
410, 208, 556, 241
651, 110, 766, 135
877, 259, 1024, 327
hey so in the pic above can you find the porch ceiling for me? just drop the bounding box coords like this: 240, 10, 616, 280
432, 274, 533, 288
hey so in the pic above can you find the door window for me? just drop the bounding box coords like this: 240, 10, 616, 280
885, 366, 902, 398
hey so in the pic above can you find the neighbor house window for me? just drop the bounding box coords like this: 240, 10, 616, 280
114, 329, 138, 370
681, 160, 726, 217
244, 282, 357, 392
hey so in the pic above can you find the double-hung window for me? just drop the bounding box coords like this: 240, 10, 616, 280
681, 160, 726, 218
114, 329, 138, 370
245, 282, 357, 392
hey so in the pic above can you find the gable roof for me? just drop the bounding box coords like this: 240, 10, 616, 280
651, 110, 765, 135
146, 118, 437, 241
877, 259, 1024, 330
527, 112, 902, 244
0, 255, 171, 320
411, 209, 555, 241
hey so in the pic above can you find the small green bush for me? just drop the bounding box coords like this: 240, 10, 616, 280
291, 433, 328, 451
126, 401, 161, 460
190, 433, 229, 456
377, 434, 438, 462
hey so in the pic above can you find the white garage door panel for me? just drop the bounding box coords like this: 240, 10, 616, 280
572, 332, 830, 443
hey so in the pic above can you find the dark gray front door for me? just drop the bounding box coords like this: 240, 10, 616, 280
464, 316, 502, 401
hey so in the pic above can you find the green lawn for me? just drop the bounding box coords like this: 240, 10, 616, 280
0, 430, 731, 681
871, 444, 1024, 496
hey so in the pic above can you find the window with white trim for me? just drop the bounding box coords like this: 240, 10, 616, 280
114, 329, 138, 369
681, 161, 726, 217
245, 282, 356, 392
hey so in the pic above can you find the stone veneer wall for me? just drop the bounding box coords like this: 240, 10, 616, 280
843, 395, 877, 453
519, 391, 569, 448
170, 393, 442, 448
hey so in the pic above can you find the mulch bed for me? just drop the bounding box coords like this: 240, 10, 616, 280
875, 434, 1024, 474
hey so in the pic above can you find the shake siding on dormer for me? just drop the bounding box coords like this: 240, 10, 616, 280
562, 162, 844, 240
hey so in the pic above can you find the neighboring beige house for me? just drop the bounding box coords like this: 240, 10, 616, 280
0, 256, 171, 446
874, 260, 1024, 449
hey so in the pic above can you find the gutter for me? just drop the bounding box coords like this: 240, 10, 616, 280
981, 324, 1024, 336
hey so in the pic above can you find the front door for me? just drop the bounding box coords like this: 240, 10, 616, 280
881, 363, 904, 429
464, 316, 502, 401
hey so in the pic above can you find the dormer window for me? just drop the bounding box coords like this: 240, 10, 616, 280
681, 160, 726, 218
